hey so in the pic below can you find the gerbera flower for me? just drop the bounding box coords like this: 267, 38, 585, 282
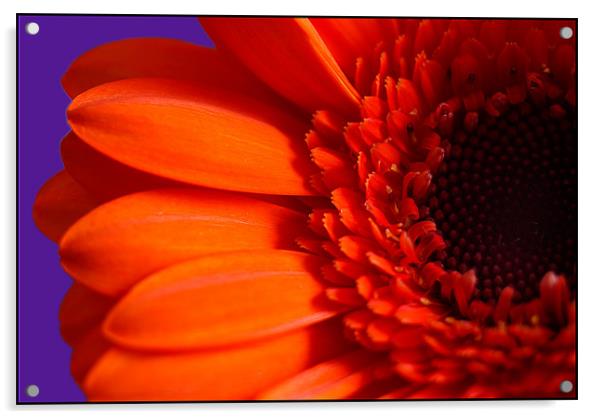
33, 17, 576, 401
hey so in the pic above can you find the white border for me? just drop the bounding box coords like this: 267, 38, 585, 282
2, 0, 601, 418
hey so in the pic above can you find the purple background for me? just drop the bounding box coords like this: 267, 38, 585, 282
17, 15, 214, 403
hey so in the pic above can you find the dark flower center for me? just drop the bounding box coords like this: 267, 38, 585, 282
427, 100, 576, 303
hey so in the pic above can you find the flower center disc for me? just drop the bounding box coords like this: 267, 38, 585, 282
428, 101, 576, 303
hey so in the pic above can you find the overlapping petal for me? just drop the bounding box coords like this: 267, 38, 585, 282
259, 349, 384, 399
32, 170, 100, 243
60, 188, 307, 296
103, 250, 346, 350
84, 318, 351, 401
59, 282, 114, 346
61, 131, 181, 200
62, 37, 282, 104
70, 327, 110, 385
310, 18, 398, 78
67, 77, 317, 195
200, 17, 360, 117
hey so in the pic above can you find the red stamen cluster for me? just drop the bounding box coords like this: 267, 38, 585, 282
300, 19, 576, 396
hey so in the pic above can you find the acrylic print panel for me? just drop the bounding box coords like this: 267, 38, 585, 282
17, 15, 577, 403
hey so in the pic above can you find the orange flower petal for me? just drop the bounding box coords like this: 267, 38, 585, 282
61, 131, 180, 201
200, 17, 360, 117
258, 349, 380, 399
32, 170, 100, 243
60, 188, 307, 296
103, 250, 346, 350
310, 18, 398, 79
67, 78, 317, 195
70, 327, 110, 385
59, 283, 114, 346
61, 132, 313, 211
84, 318, 351, 401
62, 37, 280, 102
62, 131, 309, 210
